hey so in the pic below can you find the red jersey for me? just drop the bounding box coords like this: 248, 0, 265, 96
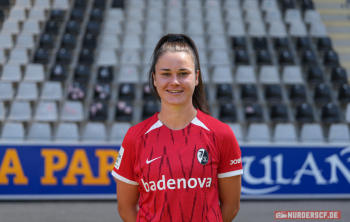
112, 109, 243, 222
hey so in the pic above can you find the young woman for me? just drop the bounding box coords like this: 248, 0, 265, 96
112, 34, 243, 222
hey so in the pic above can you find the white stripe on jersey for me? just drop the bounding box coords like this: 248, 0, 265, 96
191, 117, 210, 131
145, 120, 163, 134
112, 171, 139, 185
218, 169, 243, 178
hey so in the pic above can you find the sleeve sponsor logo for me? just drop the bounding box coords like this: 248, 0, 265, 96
230, 158, 241, 165
114, 146, 124, 170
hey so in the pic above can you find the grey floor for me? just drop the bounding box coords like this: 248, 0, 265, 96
0, 200, 348, 222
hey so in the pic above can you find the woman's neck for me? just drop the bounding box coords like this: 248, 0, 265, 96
158, 103, 198, 130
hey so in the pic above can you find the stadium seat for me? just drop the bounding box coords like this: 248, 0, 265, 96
301, 123, 324, 142
8, 48, 29, 65
265, 85, 282, 102
307, 66, 324, 84
253, 37, 268, 50
243, 0, 259, 9
101, 34, 120, 49
301, 50, 317, 66
144, 35, 161, 49
83, 33, 98, 49
207, 22, 225, 35
66, 20, 81, 35
34, 0, 51, 9
245, 9, 262, 22
97, 66, 114, 82
1, 64, 22, 82
289, 20, 307, 37
121, 51, 141, 65
50, 10, 65, 21
274, 37, 290, 51
28, 122, 52, 141
45, 20, 59, 34
61, 33, 76, 48
8, 101, 31, 121
270, 104, 289, 122
79, 48, 95, 64
0, 34, 13, 50
74, 64, 91, 82
314, 84, 331, 103
247, 123, 270, 142
143, 101, 159, 120
41, 82, 63, 101
16, 34, 35, 49
296, 103, 314, 122
0, 102, 4, 121
145, 20, 163, 34
61, 101, 84, 122
245, 103, 263, 122
309, 22, 328, 38
285, 9, 302, 24
282, 66, 303, 84
317, 37, 332, 52
89, 102, 108, 121
68, 82, 86, 101
16, 82, 38, 101
289, 84, 307, 102
186, 21, 204, 35
34, 102, 58, 122
217, 84, 233, 101
70, 7, 84, 21
90, 8, 104, 22
241, 84, 258, 101
321, 103, 340, 123
55, 123, 79, 141
23, 64, 44, 83
119, 84, 135, 101
219, 103, 236, 122
346, 104, 350, 123
50, 64, 67, 81
256, 49, 273, 65
103, 21, 123, 34
248, 21, 266, 36
56, 48, 72, 64
122, 34, 142, 49
94, 83, 111, 100
273, 123, 297, 142
34, 48, 50, 64
1, 20, 20, 35
231, 37, 247, 50
328, 124, 350, 142
1, 122, 24, 141
324, 50, 340, 67
227, 21, 246, 36
210, 51, 230, 65
212, 66, 233, 84
166, 21, 184, 33
86, 21, 101, 35
259, 66, 280, 84
110, 122, 132, 142
29, 7, 46, 21
118, 66, 140, 83
0, 82, 13, 101
338, 84, 350, 104
331, 67, 347, 85
0, 49, 5, 65
115, 101, 133, 121
236, 66, 256, 84
9, 7, 26, 22
143, 84, 157, 101
278, 50, 295, 65
97, 49, 117, 66
14, 0, 31, 9
268, 21, 287, 38
235, 49, 250, 65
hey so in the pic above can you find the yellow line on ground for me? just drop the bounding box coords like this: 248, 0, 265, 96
329, 33, 350, 39
334, 47, 350, 54
324, 21, 350, 26
318, 9, 350, 14
314, 0, 346, 3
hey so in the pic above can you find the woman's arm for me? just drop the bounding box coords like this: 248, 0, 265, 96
116, 179, 140, 222
218, 175, 242, 222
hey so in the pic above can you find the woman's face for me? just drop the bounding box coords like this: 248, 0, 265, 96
153, 52, 199, 108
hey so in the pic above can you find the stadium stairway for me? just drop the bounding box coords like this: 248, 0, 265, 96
314, 0, 350, 79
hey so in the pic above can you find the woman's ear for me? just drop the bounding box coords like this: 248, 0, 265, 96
195, 70, 199, 86
153, 72, 156, 87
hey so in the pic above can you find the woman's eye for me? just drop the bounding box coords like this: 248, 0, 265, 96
180, 73, 188, 76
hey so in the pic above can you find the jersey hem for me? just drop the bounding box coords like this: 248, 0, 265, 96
111, 170, 139, 185
218, 169, 243, 178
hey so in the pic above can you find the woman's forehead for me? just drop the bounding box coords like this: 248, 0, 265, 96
155, 52, 195, 70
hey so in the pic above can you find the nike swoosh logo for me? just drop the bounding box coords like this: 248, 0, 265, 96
146, 156, 162, 164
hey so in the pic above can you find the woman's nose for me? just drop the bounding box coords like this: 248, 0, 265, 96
170, 74, 180, 85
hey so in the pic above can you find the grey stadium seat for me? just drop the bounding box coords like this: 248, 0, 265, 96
147, 8, 164, 20
8, 7, 26, 21
55, 123, 79, 141
97, 49, 118, 66
236, 66, 257, 84
259, 66, 280, 84
22, 19, 41, 35
28, 122, 52, 141
106, 9, 125, 21
122, 34, 142, 49
225, 9, 243, 22
227, 21, 246, 37
16, 82, 38, 101
207, 22, 225, 35
23, 64, 45, 82
208, 36, 228, 49
126, 8, 144, 21
247, 123, 271, 142
145, 20, 163, 34
124, 21, 142, 34
301, 123, 324, 142
0, 49, 6, 65
120, 50, 141, 65
41, 81, 63, 101
52, 0, 69, 10
61, 101, 84, 122
1, 20, 20, 35
103, 21, 123, 34
15, 0, 31, 9
34, 101, 58, 122
0, 34, 14, 49
212, 66, 233, 84
209, 51, 230, 66
345, 103, 350, 123
1, 122, 24, 141
248, 21, 266, 37
28, 7, 46, 21
186, 21, 205, 35
110, 122, 132, 143
166, 21, 184, 33
0, 102, 5, 121
284, 9, 302, 24
282, 66, 304, 84
83, 122, 107, 141
100, 34, 120, 49
289, 20, 308, 37
8, 101, 31, 121
328, 124, 350, 142
0, 82, 14, 100
118, 66, 140, 83
273, 123, 298, 142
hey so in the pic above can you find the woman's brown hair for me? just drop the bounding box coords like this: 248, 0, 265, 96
148, 34, 210, 115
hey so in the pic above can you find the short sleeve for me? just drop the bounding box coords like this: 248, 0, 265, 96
111, 129, 139, 185
217, 126, 243, 178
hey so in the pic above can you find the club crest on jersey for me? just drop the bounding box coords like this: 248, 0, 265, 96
197, 148, 209, 165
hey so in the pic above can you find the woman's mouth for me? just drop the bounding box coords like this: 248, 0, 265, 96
167, 90, 183, 94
